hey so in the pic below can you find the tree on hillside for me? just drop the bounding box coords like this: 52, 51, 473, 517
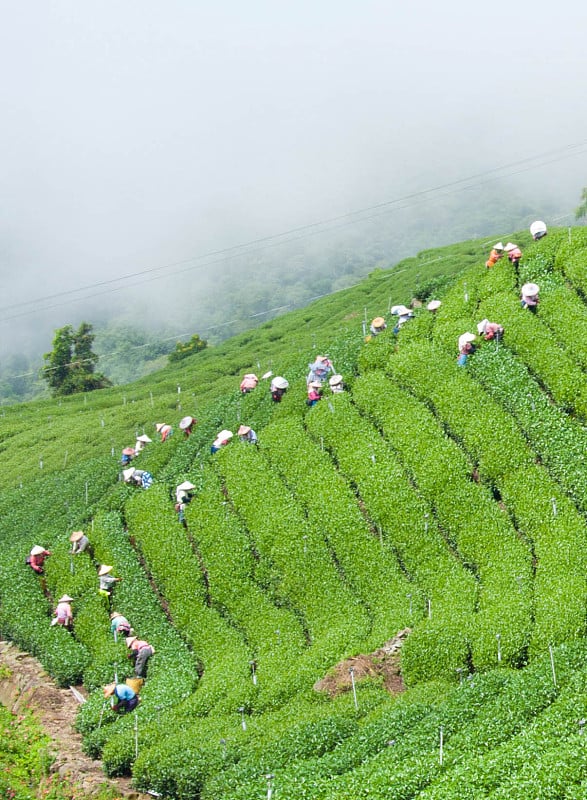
168, 333, 208, 363
41, 322, 111, 396
576, 187, 587, 220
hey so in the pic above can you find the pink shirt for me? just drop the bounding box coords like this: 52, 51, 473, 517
56, 602, 72, 622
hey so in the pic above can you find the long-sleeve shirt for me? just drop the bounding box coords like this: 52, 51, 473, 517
239, 430, 258, 444
240, 375, 258, 392
130, 470, 153, 489
100, 574, 118, 592
486, 249, 503, 268
114, 684, 136, 702
55, 602, 72, 623
159, 425, 172, 442
128, 639, 153, 655
484, 322, 504, 340
71, 535, 90, 555
110, 615, 130, 634
29, 551, 50, 573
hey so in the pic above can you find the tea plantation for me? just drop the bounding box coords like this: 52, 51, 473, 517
3, 228, 587, 798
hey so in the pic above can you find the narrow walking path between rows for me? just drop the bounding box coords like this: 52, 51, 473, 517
0, 639, 150, 799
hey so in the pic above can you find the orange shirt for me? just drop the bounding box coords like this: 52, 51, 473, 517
485, 249, 503, 268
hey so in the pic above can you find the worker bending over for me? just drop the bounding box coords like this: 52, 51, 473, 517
103, 682, 139, 713
486, 242, 504, 268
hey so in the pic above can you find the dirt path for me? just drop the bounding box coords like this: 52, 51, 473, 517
0, 639, 150, 799
313, 628, 410, 697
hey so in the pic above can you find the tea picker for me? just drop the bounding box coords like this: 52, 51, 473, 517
53, 595, 74, 629
123, 467, 154, 489
98, 565, 121, 603
179, 416, 197, 436
27, 545, 51, 574
121, 446, 136, 466
521, 283, 540, 313
239, 373, 259, 394
135, 433, 152, 453
110, 611, 132, 640
155, 422, 173, 442
175, 480, 196, 527
307, 381, 323, 407
504, 243, 522, 268
307, 355, 334, 385
329, 374, 345, 394
270, 376, 289, 402
237, 425, 258, 444
485, 242, 504, 269
126, 635, 156, 678
103, 682, 139, 713
530, 220, 548, 240
369, 316, 387, 336
477, 319, 504, 342
211, 430, 233, 454
70, 530, 91, 555
457, 332, 477, 366
391, 305, 414, 333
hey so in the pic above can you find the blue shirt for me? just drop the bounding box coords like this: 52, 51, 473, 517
114, 684, 135, 701
110, 615, 130, 634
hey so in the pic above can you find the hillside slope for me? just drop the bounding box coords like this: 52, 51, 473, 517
4, 228, 587, 798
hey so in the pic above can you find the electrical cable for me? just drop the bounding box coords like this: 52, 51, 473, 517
1, 137, 586, 322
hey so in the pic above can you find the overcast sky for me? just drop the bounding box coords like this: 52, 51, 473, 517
1, 0, 587, 352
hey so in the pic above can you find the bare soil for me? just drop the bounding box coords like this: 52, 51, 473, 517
0, 639, 150, 799
313, 628, 411, 697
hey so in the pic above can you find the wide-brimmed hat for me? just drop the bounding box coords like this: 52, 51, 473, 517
216, 430, 233, 441
103, 683, 116, 697
458, 332, 477, 349
69, 530, 84, 543
243, 373, 258, 381
493, 242, 505, 251
176, 481, 195, 492
372, 316, 386, 328
125, 636, 137, 647
504, 243, 517, 252
309, 380, 323, 389
329, 374, 343, 386
272, 377, 289, 390
30, 545, 46, 556
427, 300, 442, 311
122, 447, 135, 456
179, 416, 195, 430
477, 319, 489, 335
522, 283, 540, 296
395, 305, 412, 317
238, 425, 251, 436
155, 423, 166, 432
58, 595, 73, 603
315, 355, 329, 362
98, 565, 113, 576
136, 434, 152, 443
123, 467, 135, 482
110, 611, 123, 619
530, 220, 547, 237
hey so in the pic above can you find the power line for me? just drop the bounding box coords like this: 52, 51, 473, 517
0, 232, 520, 383
1, 137, 586, 324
